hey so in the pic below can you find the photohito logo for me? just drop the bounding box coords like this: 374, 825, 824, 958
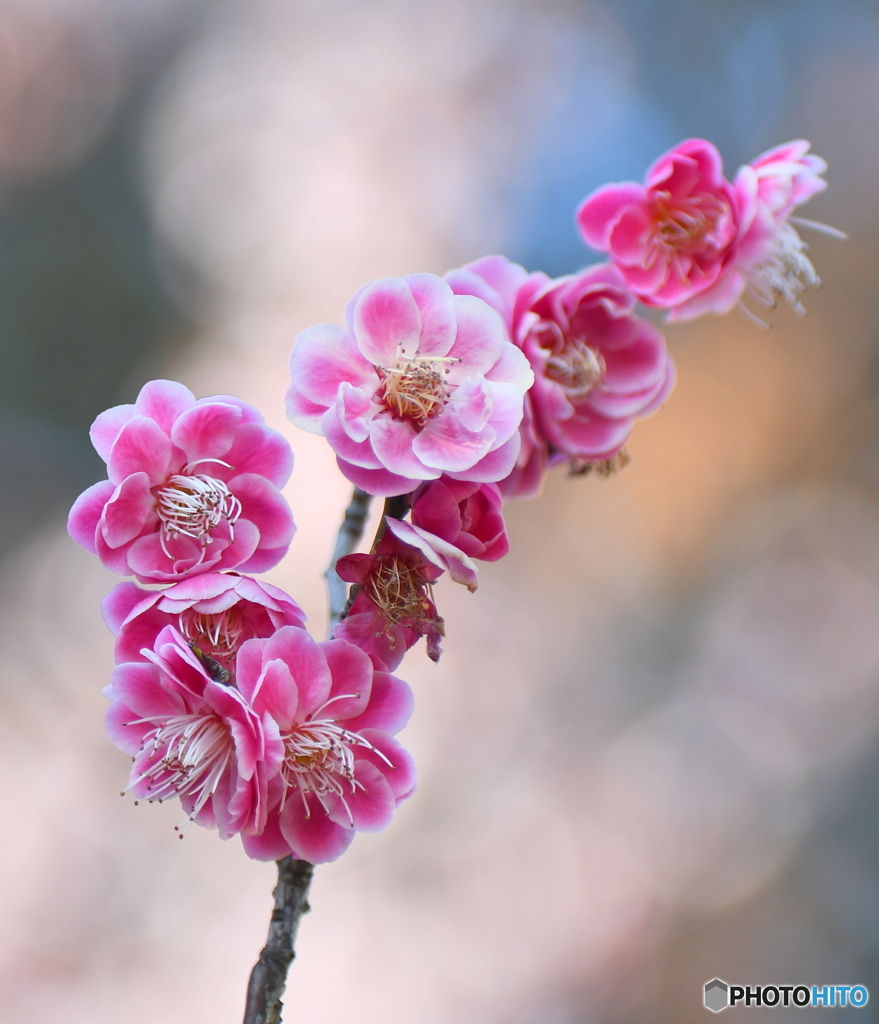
703, 979, 869, 1013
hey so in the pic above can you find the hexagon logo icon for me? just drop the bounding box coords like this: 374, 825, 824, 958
704, 979, 730, 1013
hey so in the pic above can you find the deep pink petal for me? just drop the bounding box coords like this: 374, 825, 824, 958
229, 474, 295, 550
107, 416, 173, 486
100, 472, 154, 548
90, 404, 136, 462
576, 182, 645, 250
170, 402, 242, 465
241, 813, 295, 861
340, 670, 413, 734
102, 582, 153, 636
134, 379, 195, 433
319, 639, 374, 720
250, 658, 299, 731
358, 730, 417, 800
325, 760, 394, 831
280, 798, 356, 864
262, 626, 332, 721
67, 480, 115, 554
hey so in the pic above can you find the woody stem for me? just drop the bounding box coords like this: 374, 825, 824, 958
242, 485, 378, 1024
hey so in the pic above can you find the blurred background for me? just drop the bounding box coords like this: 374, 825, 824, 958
2, 0, 879, 1020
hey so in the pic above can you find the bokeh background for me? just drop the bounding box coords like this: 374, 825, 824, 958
2, 0, 879, 1020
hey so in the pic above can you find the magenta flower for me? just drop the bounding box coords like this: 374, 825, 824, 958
576, 138, 741, 312
334, 531, 445, 669
68, 380, 295, 582
698, 139, 835, 320
380, 478, 508, 592
449, 256, 674, 497
106, 626, 281, 839
103, 573, 307, 678
576, 138, 833, 322
286, 273, 534, 496
235, 626, 416, 864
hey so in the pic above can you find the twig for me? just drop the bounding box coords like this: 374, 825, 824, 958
242, 857, 315, 1024
326, 487, 373, 634
242, 486, 375, 1024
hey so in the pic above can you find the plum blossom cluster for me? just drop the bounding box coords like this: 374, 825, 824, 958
69, 379, 415, 863
70, 137, 834, 872
288, 139, 833, 499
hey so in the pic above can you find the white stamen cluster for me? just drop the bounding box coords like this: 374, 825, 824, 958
744, 220, 820, 316
178, 607, 246, 660
280, 700, 391, 826
155, 472, 242, 560
129, 713, 232, 827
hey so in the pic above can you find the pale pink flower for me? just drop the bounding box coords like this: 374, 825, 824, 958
106, 626, 281, 839
577, 138, 742, 311
68, 380, 295, 582
235, 626, 416, 864
286, 273, 534, 496
446, 256, 549, 498
103, 573, 307, 678
334, 531, 445, 669
449, 256, 675, 496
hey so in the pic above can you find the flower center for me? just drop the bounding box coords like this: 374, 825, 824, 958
155, 473, 242, 558
545, 340, 605, 399
744, 221, 819, 316
377, 354, 457, 428
369, 556, 437, 626
178, 607, 246, 662
651, 191, 725, 252
280, 711, 391, 824
131, 713, 232, 823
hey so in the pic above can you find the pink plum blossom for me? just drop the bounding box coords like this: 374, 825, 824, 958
576, 138, 742, 313
68, 379, 295, 582
381, 478, 508, 592
106, 626, 282, 839
235, 626, 416, 864
449, 256, 675, 497
676, 139, 835, 320
286, 273, 534, 496
576, 138, 833, 321
103, 573, 307, 678
334, 531, 445, 669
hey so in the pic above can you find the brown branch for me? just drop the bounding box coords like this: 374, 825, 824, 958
242, 857, 314, 1024
242, 487, 375, 1024
326, 487, 373, 634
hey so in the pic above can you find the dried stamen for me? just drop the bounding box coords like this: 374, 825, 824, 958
377, 353, 458, 428
369, 556, 436, 626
